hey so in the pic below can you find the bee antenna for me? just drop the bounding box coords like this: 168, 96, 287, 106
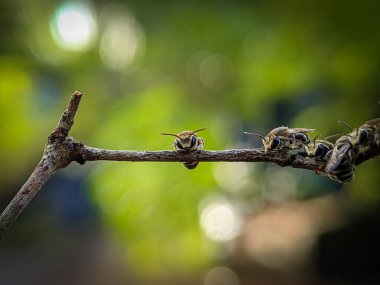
191, 128, 207, 135
244, 132, 267, 142
338, 120, 353, 132
160, 132, 181, 139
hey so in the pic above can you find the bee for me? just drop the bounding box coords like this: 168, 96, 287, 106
306, 135, 334, 161
244, 126, 314, 153
304, 134, 353, 183
161, 128, 206, 169
325, 120, 376, 183
326, 121, 371, 174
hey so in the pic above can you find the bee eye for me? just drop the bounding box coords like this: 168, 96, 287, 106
359, 129, 368, 144
270, 137, 280, 150
294, 133, 309, 143
190, 136, 197, 148
176, 140, 184, 149
315, 144, 327, 157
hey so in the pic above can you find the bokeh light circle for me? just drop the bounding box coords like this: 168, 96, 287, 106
50, 1, 97, 51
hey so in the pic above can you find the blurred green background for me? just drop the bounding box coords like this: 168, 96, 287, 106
1, 0, 379, 284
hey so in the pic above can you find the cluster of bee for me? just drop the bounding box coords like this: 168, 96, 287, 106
161, 119, 379, 183
244, 119, 379, 183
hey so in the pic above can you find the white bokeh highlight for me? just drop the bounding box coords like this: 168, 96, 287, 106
51, 1, 97, 51
200, 197, 243, 242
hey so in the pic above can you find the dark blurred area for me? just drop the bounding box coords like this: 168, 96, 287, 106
0, 0, 379, 284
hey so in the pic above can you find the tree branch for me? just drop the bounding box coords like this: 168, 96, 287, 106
0, 91, 83, 238
49, 91, 82, 143
0, 91, 378, 238
81, 147, 323, 170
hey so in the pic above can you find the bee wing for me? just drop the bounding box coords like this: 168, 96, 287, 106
268, 126, 288, 136
325, 143, 351, 173
281, 136, 307, 146
289, 128, 315, 134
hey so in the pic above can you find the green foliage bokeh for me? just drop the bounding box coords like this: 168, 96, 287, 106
0, 0, 379, 279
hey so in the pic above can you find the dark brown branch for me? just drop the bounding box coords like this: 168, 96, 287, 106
81, 144, 378, 170
0, 90, 378, 238
81, 147, 322, 171
0, 157, 58, 237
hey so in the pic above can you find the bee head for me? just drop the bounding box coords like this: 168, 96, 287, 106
310, 135, 332, 158
175, 133, 197, 150
161, 128, 206, 150
345, 128, 368, 145
244, 131, 281, 152
338, 121, 368, 145
293, 133, 310, 144
269, 136, 281, 150
315, 143, 329, 157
